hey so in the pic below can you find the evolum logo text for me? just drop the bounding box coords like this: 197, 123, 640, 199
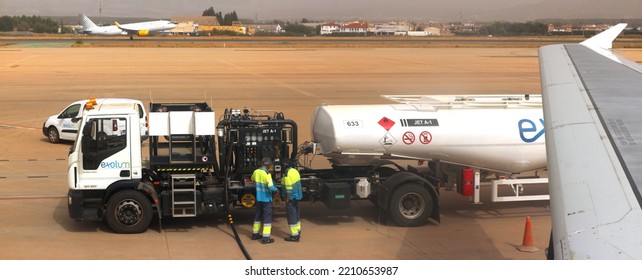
100, 160, 130, 169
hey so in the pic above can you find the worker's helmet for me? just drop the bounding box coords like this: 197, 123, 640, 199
261, 157, 273, 167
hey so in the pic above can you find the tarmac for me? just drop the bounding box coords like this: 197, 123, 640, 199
2, 41, 641, 261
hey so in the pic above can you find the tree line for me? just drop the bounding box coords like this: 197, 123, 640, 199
200, 7, 317, 36
475, 21, 548, 36
202, 7, 238, 26
0, 15, 59, 33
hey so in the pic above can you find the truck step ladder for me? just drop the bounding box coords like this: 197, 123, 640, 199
171, 174, 197, 217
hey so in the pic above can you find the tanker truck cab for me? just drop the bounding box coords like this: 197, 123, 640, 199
67, 102, 143, 222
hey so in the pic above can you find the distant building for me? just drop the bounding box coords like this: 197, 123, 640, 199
548, 24, 573, 35
547, 23, 612, 36
171, 16, 219, 26
412, 23, 441, 36
372, 22, 410, 35
339, 22, 368, 34
425, 27, 441, 36
170, 16, 218, 35
171, 16, 249, 35
200, 25, 247, 35
252, 24, 283, 34
320, 22, 340, 35
449, 22, 477, 34
171, 21, 198, 35
405, 31, 422, 36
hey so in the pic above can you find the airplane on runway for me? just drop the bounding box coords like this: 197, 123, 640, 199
540, 23, 642, 259
79, 13, 176, 39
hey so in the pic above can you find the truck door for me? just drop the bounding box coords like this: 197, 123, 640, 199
77, 116, 133, 189
57, 102, 83, 141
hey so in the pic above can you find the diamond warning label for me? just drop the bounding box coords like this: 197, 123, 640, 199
380, 132, 396, 147
378, 117, 395, 131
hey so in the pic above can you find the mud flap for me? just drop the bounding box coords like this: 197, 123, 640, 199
137, 182, 162, 232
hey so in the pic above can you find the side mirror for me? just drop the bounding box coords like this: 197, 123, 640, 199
72, 117, 81, 123
82, 123, 92, 136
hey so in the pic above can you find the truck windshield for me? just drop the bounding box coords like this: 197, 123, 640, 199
59, 104, 81, 119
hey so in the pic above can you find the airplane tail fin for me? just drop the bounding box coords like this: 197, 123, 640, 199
79, 13, 99, 30
580, 23, 627, 50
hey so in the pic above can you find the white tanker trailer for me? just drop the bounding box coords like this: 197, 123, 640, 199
297, 94, 547, 226
311, 94, 546, 174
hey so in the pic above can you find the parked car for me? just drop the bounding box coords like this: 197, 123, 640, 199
42, 98, 148, 143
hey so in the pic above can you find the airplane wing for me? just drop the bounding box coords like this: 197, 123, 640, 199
540, 23, 642, 259
114, 21, 140, 35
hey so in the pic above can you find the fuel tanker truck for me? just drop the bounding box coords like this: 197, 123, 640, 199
67, 94, 546, 233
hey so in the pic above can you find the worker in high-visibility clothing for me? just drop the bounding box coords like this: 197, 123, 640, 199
251, 157, 279, 244
281, 162, 302, 242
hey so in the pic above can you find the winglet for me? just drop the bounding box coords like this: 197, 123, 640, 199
580, 23, 627, 50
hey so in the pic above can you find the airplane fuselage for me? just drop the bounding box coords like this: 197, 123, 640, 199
83, 26, 125, 36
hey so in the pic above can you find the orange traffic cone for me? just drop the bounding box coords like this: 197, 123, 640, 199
517, 216, 539, 253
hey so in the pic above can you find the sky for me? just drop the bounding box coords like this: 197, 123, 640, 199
1, 0, 641, 22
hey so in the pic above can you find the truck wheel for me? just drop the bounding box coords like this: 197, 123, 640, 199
389, 183, 432, 227
47, 127, 60, 143
241, 193, 256, 208
106, 190, 153, 234
272, 195, 283, 208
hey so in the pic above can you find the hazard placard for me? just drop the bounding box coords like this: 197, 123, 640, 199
419, 131, 432, 144
379, 132, 396, 147
378, 117, 395, 131
402, 131, 415, 145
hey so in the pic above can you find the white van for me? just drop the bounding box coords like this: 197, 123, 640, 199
42, 98, 148, 143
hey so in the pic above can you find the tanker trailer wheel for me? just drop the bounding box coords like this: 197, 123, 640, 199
106, 190, 153, 233
240, 193, 256, 208
389, 183, 432, 227
272, 194, 284, 208
47, 127, 60, 143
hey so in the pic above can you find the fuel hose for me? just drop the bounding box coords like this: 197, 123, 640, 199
224, 142, 252, 260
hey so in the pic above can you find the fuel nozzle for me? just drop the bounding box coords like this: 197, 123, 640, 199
300, 141, 318, 155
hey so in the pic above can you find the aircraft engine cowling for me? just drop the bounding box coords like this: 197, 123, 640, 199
137, 30, 149, 36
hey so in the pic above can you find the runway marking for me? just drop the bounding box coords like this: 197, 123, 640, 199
0, 122, 39, 130
0, 176, 59, 179
216, 58, 318, 98
3, 55, 37, 68
0, 194, 66, 200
